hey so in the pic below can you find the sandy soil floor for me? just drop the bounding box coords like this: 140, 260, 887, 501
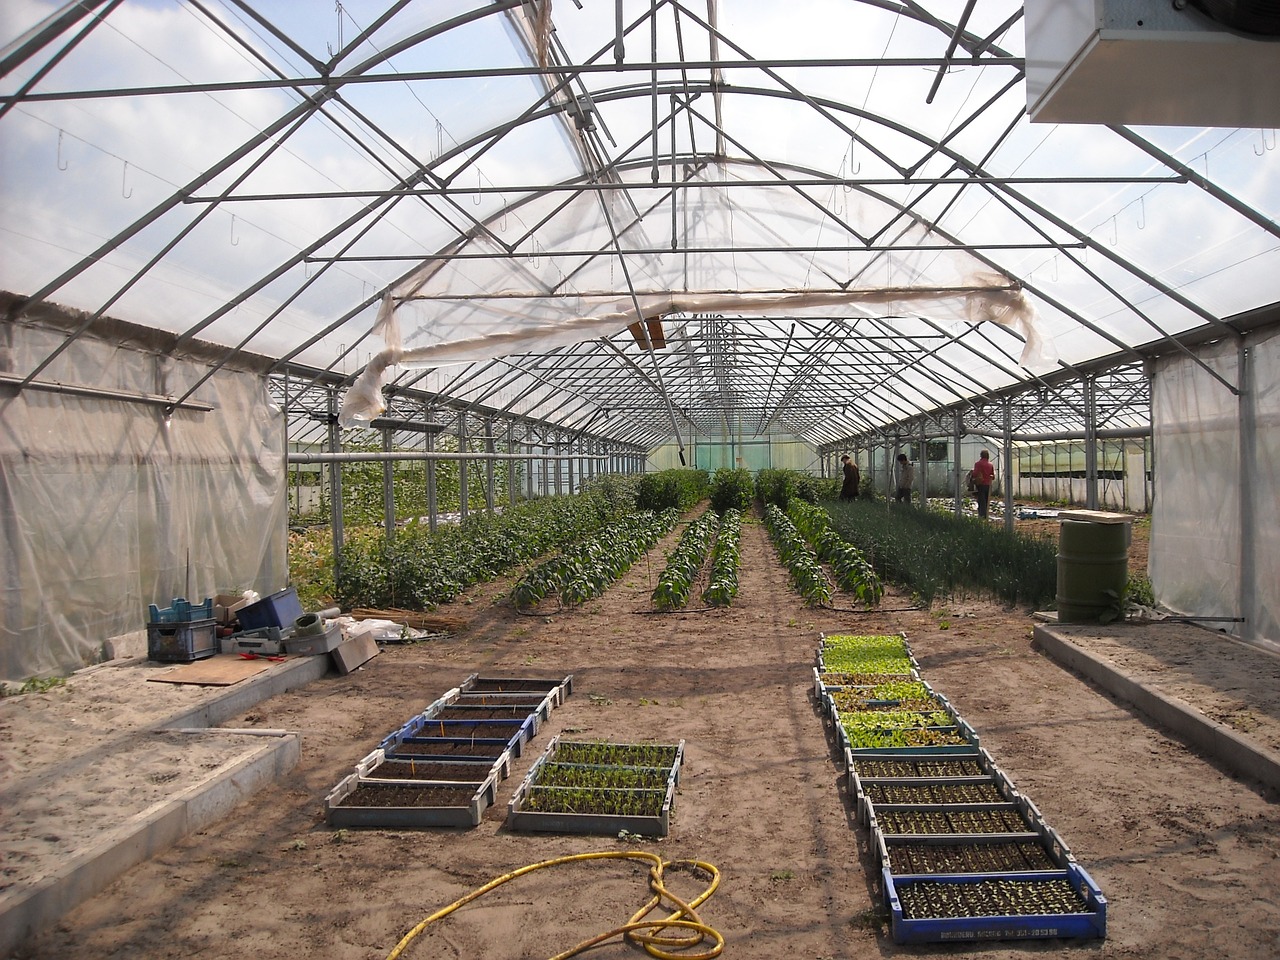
6, 511, 1280, 960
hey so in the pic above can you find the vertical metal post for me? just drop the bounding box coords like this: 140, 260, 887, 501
508, 422, 517, 507
484, 418, 495, 513
381, 425, 395, 539
326, 388, 345, 575
458, 413, 469, 519
1002, 400, 1015, 533
426, 425, 437, 532
953, 414, 964, 517
1238, 340, 1257, 641
918, 422, 928, 506
1083, 374, 1099, 509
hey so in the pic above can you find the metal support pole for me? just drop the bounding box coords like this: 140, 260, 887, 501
458, 413, 469, 519
484, 418, 495, 513
326, 388, 344, 577
381, 426, 395, 539
1002, 400, 1015, 533
507, 422, 517, 507
1084, 374, 1099, 510
426, 426, 438, 532
918, 422, 928, 506
953, 414, 964, 517
1239, 340, 1257, 641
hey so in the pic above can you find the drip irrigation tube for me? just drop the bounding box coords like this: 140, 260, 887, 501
386, 850, 722, 960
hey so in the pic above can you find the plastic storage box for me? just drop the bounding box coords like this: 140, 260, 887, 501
235, 587, 304, 632
147, 618, 218, 662
147, 597, 214, 624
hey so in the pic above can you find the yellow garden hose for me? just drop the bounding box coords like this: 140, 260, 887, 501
385, 849, 723, 960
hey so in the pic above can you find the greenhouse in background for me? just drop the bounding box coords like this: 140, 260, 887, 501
1, 1, 1277, 678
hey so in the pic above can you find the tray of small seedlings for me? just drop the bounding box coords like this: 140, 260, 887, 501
459, 673, 574, 707
355, 746, 510, 785
852, 755, 1018, 828
507, 736, 683, 837
324, 759, 502, 829
444, 690, 557, 725
848, 746, 1009, 823
816, 632, 919, 678
875, 816, 1077, 876
423, 701, 548, 735
812, 668, 919, 697
823, 679, 954, 724
836, 708, 979, 759
393, 712, 537, 757
881, 862, 1107, 943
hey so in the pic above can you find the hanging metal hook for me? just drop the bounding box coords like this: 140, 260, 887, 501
230, 214, 240, 246
1108, 216, 1118, 246
436, 120, 444, 160
473, 170, 483, 206
1136, 196, 1145, 230
57, 130, 68, 171
1254, 129, 1277, 155
121, 160, 132, 199
1051, 254, 1059, 282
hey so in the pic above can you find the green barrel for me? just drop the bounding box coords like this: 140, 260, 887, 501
1056, 520, 1129, 623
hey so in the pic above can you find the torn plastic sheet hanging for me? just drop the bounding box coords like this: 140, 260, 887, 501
338, 164, 1056, 425
0, 303, 288, 682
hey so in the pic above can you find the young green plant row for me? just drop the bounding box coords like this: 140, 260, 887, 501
702, 508, 742, 607
512, 508, 679, 610
787, 500, 884, 606
820, 633, 915, 675
651, 509, 720, 611
763, 503, 832, 606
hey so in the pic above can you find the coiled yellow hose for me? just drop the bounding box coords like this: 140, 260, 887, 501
385, 849, 723, 960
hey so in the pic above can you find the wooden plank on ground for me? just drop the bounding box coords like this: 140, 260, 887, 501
331, 634, 379, 675
147, 656, 273, 686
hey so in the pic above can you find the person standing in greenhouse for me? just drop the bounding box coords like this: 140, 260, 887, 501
840, 455, 860, 500
971, 449, 996, 519
894, 453, 914, 504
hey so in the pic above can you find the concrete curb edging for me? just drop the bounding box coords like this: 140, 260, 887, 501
1, 731, 301, 958
1033, 625, 1280, 794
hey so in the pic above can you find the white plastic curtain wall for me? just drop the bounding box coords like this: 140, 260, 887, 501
1149, 327, 1280, 646
0, 310, 288, 682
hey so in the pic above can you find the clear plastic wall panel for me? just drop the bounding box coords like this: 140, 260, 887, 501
0, 315, 286, 682
1151, 330, 1279, 644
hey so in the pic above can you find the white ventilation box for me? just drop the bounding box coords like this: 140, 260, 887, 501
1024, 0, 1280, 127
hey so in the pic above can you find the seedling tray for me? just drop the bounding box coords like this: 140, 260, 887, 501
882, 864, 1107, 943
849, 748, 1015, 824
325, 771, 497, 829
838, 717, 980, 756
397, 717, 534, 756
868, 795, 1044, 838
460, 673, 573, 706
811, 667, 918, 697
426, 704, 544, 732
855, 775, 1019, 828
447, 692, 555, 724
384, 737, 517, 772
877, 823, 1076, 876
356, 747, 510, 783
507, 736, 683, 837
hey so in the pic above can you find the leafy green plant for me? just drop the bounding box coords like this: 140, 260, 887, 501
702, 508, 742, 607
652, 510, 718, 610
635, 468, 710, 512
763, 504, 832, 606
709, 468, 754, 513
755, 468, 836, 510
788, 500, 883, 606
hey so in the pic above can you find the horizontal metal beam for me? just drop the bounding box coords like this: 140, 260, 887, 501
287, 451, 608, 464
0, 372, 214, 413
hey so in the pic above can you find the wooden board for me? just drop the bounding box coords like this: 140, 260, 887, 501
147, 656, 274, 686
331, 634, 379, 675
1058, 509, 1134, 524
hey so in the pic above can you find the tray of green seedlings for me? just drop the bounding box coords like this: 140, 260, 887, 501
867, 790, 1046, 840
837, 708, 979, 758
507, 736, 684, 837
824, 679, 953, 725
856, 772, 1019, 829
847, 747, 1010, 823
882, 862, 1107, 943
324, 759, 502, 829
459, 673, 574, 707
876, 818, 1077, 876
811, 668, 918, 698
816, 632, 918, 678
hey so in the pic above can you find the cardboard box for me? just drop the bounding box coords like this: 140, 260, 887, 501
332, 633, 379, 675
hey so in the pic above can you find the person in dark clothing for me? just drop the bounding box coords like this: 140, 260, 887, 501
894, 453, 914, 503
971, 448, 996, 518
839, 455, 860, 500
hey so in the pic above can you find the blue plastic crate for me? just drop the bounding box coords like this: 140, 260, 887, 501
147, 618, 217, 662
883, 863, 1106, 943
236, 588, 304, 631
147, 597, 213, 624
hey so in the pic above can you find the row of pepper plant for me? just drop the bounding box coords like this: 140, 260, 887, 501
512, 508, 679, 610
651, 509, 720, 611
787, 500, 884, 607
763, 503, 832, 606
333, 475, 639, 610
702, 507, 742, 607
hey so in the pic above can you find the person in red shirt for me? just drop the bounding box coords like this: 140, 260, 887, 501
971, 449, 996, 518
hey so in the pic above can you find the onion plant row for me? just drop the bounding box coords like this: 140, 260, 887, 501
763, 504, 832, 606
651, 509, 720, 611
787, 500, 884, 606
825, 499, 1057, 607
702, 508, 742, 607
335, 485, 634, 609
512, 508, 679, 609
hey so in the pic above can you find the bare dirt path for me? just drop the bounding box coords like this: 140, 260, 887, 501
8, 512, 1280, 960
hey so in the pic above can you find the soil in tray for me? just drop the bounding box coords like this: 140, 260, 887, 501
867, 781, 1006, 804
550, 742, 680, 767
335, 784, 477, 808
854, 758, 984, 778
389, 741, 506, 759
888, 840, 1057, 875
412, 721, 523, 739
468, 680, 561, 693
524, 786, 665, 817
876, 808, 1030, 835
896, 877, 1089, 919
819, 672, 915, 687
430, 707, 537, 720
365, 761, 493, 781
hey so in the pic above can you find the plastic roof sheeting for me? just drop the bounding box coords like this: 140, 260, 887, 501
2, 1, 1278, 449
